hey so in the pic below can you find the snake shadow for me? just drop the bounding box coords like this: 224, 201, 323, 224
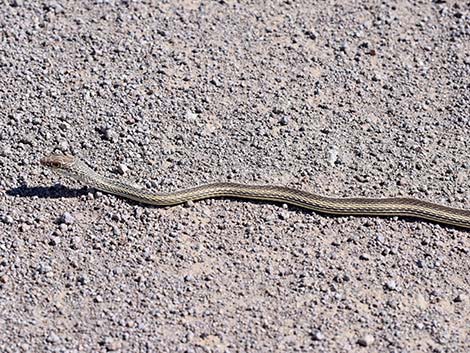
8, 185, 466, 231
7, 185, 89, 199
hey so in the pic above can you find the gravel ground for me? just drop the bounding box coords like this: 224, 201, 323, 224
1, 1, 469, 352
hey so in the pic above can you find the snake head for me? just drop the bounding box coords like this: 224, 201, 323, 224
40, 154, 76, 173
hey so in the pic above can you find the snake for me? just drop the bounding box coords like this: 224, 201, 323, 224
40, 154, 470, 229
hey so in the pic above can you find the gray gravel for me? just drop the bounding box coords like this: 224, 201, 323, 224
1, 1, 469, 352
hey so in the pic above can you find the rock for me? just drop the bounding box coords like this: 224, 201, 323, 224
46, 332, 60, 344
385, 280, 397, 290
59, 212, 74, 225
357, 334, 374, 346
279, 116, 289, 126
305, 30, 317, 40
311, 330, 325, 341
10, 0, 24, 7
117, 163, 128, 175
103, 128, 118, 142
58, 140, 69, 151
453, 294, 468, 303
1, 215, 14, 224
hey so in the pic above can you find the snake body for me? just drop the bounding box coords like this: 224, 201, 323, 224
40, 154, 470, 229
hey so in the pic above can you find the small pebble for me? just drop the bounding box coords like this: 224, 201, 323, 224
58, 140, 69, 151
11, 0, 24, 7
357, 334, 374, 347
305, 30, 317, 40
1, 215, 14, 224
327, 145, 339, 166
279, 116, 289, 125
184, 274, 194, 282
71, 236, 82, 249
385, 280, 397, 290
339, 42, 348, 52
453, 294, 468, 303
37, 263, 52, 274
112, 225, 120, 236
103, 128, 118, 142
278, 211, 289, 220
311, 330, 325, 341
46, 332, 60, 344
184, 200, 195, 208
210, 77, 222, 87
110, 213, 122, 222
48, 237, 60, 246
359, 253, 370, 261
117, 164, 128, 175
185, 111, 198, 121
0, 146, 12, 157
371, 72, 382, 82
59, 212, 75, 225
77, 275, 88, 285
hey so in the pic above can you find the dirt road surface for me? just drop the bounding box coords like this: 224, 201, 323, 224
0, 1, 469, 352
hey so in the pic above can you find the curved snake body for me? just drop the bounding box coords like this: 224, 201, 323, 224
40, 155, 470, 229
